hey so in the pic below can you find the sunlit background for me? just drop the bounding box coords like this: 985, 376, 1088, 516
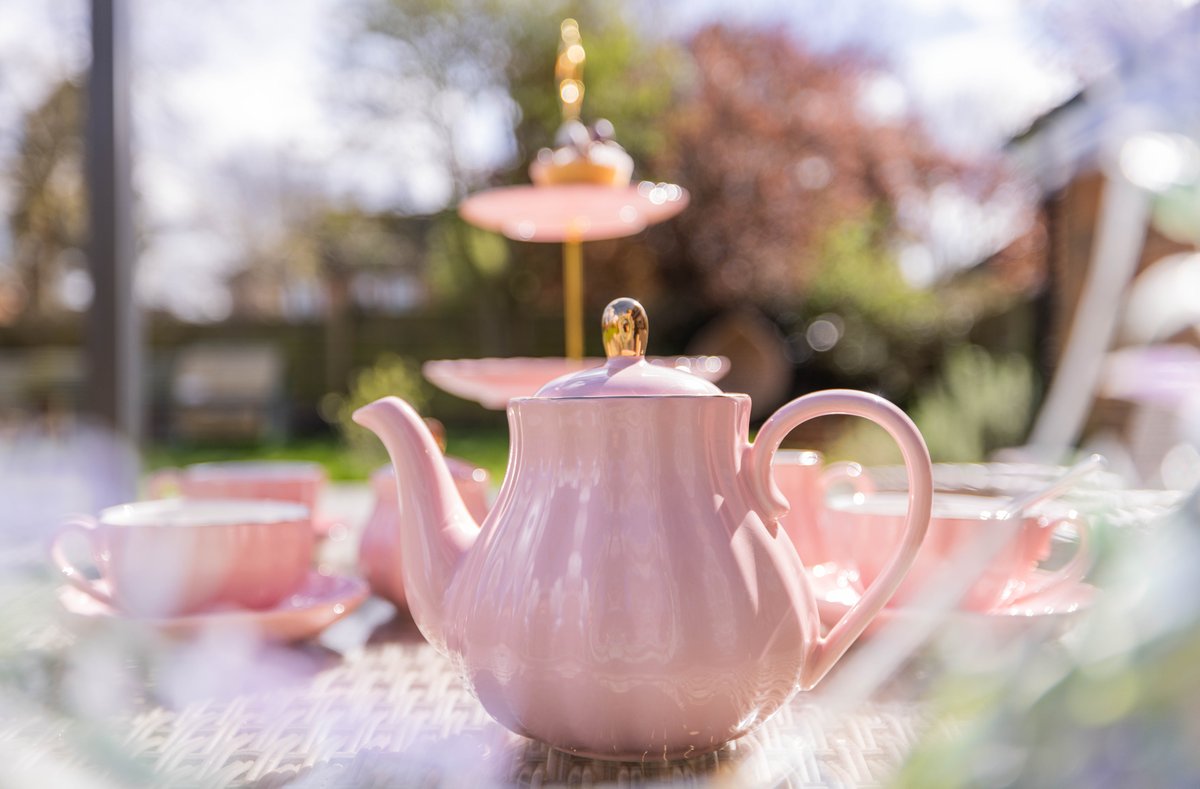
2, 0, 1200, 786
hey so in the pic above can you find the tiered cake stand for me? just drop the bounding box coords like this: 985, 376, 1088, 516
425, 21, 714, 409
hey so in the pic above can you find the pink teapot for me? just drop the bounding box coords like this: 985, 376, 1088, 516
354, 298, 933, 759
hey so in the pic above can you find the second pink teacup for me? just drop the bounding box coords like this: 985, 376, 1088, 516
822, 492, 1090, 612
147, 461, 327, 516
50, 499, 315, 617
773, 450, 875, 565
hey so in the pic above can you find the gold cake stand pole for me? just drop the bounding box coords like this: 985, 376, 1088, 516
559, 19, 587, 360
563, 234, 584, 359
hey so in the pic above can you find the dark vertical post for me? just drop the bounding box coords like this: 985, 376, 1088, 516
85, 0, 141, 443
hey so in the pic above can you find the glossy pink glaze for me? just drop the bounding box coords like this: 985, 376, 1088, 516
353, 389, 933, 759
50, 500, 314, 617
358, 458, 491, 607
823, 493, 1091, 611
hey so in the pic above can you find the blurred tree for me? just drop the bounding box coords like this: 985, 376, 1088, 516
6, 79, 86, 318
346, 0, 686, 347
233, 204, 431, 389
320, 352, 429, 466
351, 0, 682, 199
652, 25, 1039, 312
636, 25, 1049, 418
309, 209, 417, 389
828, 342, 1037, 464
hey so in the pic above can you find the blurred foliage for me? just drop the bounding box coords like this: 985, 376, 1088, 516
308, 210, 423, 275
829, 343, 1036, 464
809, 221, 944, 341
320, 353, 430, 466
354, 0, 683, 196
442, 425, 511, 480
145, 427, 513, 482
802, 220, 948, 393
502, 2, 684, 174
349, 0, 687, 325
910, 345, 1036, 461
897, 494, 1200, 787
649, 26, 1041, 312
791, 217, 1033, 406
1153, 182, 1200, 245
423, 213, 511, 304
144, 438, 374, 482
5, 79, 87, 319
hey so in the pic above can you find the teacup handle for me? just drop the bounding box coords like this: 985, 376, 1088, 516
747, 389, 933, 690
1006, 512, 1091, 605
49, 517, 115, 607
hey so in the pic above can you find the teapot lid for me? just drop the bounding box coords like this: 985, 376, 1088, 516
534, 298, 723, 398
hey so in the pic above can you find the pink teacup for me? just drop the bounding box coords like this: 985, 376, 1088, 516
50, 499, 315, 617
773, 450, 875, 566
147, 461, 327, 516
823, 492, 1090, 612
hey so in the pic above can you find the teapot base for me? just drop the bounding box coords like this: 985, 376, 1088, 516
542, 737, 736, 763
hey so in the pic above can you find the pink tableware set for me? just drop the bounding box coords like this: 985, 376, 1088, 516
49, 296, 1098, 760
346, 297, 1097, 759
52, 460, 370, 641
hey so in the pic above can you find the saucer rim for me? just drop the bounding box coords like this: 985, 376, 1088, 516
809, 565, 1097, 623
56, 570, 369, 634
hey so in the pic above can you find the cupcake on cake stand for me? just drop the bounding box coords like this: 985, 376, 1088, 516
429, 19, 723, 409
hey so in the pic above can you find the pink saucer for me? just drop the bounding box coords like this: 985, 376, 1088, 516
458, 183, 689, 243
810, 565, 1096, 637
57, 571, 368, 642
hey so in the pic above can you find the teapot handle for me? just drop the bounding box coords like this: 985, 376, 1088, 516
746, 389, 933, 690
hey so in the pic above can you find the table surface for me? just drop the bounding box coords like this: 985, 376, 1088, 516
1, 482, 1182, 788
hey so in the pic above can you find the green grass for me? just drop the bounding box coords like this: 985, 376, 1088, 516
144, 428, 512, 482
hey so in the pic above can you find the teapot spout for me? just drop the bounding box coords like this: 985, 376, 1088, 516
353, 397, 479, 654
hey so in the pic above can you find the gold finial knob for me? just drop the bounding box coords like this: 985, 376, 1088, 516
602, 298, 649, 358
556, 18, 585, 121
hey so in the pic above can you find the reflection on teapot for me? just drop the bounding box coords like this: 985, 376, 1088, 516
355, 298, 934, 759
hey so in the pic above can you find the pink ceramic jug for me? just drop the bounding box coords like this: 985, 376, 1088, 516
359, 452, 490, 607
354, 298, 933, 759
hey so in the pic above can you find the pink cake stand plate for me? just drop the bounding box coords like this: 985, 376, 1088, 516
423, 356, 729, 410
458, 182, 689, 242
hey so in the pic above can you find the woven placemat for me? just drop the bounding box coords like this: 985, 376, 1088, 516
114, 640, 933, 788
0, 572, 933, 788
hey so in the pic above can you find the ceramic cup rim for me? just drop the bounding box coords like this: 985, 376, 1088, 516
98, 498, 310, 529
826, 491, 1074, 522
772, 449, 823, 467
